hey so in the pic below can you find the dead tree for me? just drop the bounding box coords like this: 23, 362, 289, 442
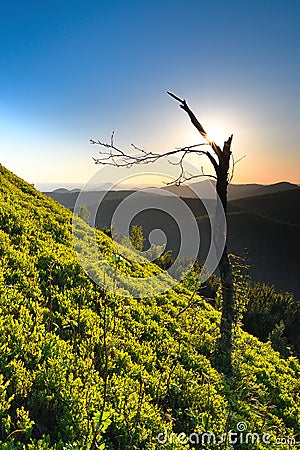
91, 92, 235, 374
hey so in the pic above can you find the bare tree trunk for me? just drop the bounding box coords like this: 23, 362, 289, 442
214, 139, 235, 375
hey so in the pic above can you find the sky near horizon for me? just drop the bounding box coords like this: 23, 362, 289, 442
0, 0, 299, 190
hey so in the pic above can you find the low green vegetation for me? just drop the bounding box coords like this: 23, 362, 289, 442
0, 164, 299, 449
198, 263, 300, 360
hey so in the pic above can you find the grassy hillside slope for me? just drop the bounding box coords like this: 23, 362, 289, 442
0, 164, 300, 449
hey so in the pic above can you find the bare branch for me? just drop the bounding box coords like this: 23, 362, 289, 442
167, 91, 222, 160
200, 166, 218, 180
163, 157, 217, 186
205, 150, 219, 174
110, 130, 115, 147
167, 92, 207, 138
166, 172, 217, 185
223, 134, 233, 158
91, 134, 214, 172
163, 171, 198, 186
228, 153, 246, 183
167, 91, 185, 104
90, 133, 220, 186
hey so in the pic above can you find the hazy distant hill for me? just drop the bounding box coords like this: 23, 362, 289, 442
92, 190, 300, 297
52, 188, 70, 194
229, 188, 300, 225
228, 181, 299, 200
226, 211, 300, 297
163, 180, 299, 200
44, 189, 137, 209
44, 180, 299, 209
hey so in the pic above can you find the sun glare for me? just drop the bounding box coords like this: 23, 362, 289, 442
188, 126, 229, 148
205, 126, 228, 147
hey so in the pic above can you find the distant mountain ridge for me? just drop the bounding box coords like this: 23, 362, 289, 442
44, 180, 300, 207
229, 188, 300, 226
162, 180, 299, 200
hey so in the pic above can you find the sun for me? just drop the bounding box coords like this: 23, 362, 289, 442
188, 126, 228, 148
205, 126, 228, 147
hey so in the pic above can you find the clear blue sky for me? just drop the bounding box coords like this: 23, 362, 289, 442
0, 0, 299, 189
